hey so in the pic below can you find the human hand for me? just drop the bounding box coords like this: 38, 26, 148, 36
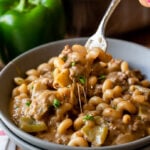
139, 0, 150, 7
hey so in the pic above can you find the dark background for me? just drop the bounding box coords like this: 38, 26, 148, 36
62, 0, 150, 47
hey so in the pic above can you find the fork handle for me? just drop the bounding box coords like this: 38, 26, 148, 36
96, 0, 121, 36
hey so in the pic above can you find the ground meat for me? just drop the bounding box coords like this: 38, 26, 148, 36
88, 84, 103, 97
107, 71, 128, 86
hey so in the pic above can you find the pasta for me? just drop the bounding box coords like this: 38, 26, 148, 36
57, 118, 73, 134
122, 114, 131, 124
10, 44, 150, 147
68, 137, 88, 147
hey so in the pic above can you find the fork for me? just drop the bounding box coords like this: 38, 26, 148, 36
85, 0, 121, 51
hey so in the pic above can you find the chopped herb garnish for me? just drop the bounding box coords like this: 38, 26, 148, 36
15, 106, 19, 109
113, 105, 117, 110
29, 84, 34, 90
79, 76, 86, 84
71, 61, 76, 67
26, 101, 31, 106
99, 75, 106, 80
31, 85, 34, 90
83, 114, 94, 121
62, 56, 67, 62
53, 98, 61, 108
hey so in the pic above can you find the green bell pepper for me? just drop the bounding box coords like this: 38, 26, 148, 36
0, 0, 16, 15
0, 0, 66, 63
19, 117, 47, 133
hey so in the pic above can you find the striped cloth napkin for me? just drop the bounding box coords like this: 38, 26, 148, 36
0, 124, 16, 150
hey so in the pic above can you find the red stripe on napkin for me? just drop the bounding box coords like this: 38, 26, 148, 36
0, 130, 6, 136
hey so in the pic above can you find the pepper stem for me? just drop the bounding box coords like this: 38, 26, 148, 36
28, 0, 41, 5
16, 0, 26, 12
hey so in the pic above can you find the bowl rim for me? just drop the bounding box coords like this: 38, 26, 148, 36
0, 120, 40, 150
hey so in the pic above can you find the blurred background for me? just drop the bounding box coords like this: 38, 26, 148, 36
62, 0, 150, 47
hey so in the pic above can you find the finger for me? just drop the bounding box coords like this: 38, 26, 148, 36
139, 0, 150, 7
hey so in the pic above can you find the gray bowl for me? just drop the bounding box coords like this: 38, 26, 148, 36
0, 38, 150, 150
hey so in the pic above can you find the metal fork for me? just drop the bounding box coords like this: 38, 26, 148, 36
85, 0, 121, 51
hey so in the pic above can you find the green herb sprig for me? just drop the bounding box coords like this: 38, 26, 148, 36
79, 76, 86, 84
83, 114, 94, 121
71, 61, 76, 67
26, 101, 31, 107
99, 75, 106, 80
53, 98, 61, 108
